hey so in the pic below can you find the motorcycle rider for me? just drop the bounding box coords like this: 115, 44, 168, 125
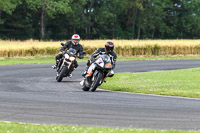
82, 41, 117, 77
52, 34, 84, 78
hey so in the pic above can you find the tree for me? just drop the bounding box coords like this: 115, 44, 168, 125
1, 0, 200, 40
116, 0, 144, 39
45, 0, 87, 40
140, 0, 171, 39
0, 0, 22, 24
25, 0, 72, 40
0, 1, 34, 40
95, 0, 124, 39
177, 0, 200, 38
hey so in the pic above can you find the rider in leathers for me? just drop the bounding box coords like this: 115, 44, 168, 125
52, 34, 84, 77
82, 41, 117, 77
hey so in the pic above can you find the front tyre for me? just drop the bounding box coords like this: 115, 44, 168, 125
90, 72, 103, 92
56, 66, 68, 82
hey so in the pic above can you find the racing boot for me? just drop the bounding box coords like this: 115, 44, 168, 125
107, 70, 114, 77
52, 60, 59, 69
82, 66, 90, 77
69, 73, 72, 78
82, 60, 91, 77
68, 67, 76, 78
85, 75, 91, 88
82, 70, 87, 77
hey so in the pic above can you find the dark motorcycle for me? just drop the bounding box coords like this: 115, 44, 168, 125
80, 54, 114, 92
56, 47, 78, 82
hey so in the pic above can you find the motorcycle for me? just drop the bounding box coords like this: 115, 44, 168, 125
56, 43, 85, 82
80, 54, 114, 92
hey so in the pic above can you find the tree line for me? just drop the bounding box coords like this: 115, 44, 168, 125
0, 0, 200, 40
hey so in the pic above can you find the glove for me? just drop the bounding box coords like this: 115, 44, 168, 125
78, 55, 83, 59
91, 57, 96, 63
86, 60, 91, 66
59, 48, 64, 52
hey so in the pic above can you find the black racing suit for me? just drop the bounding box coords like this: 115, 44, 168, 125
83, 48, 117, 76
90, 48, 117, 69
56, 41, 84, 68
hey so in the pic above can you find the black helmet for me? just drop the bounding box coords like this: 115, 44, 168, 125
105, 41, 114, 53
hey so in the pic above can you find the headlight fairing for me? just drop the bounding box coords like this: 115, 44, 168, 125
69, 57, 75, 61
96, 58, 104, 68
65, 54, 69, 59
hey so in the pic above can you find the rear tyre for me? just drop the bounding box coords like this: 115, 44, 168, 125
82, 86, 90, 91
90, 72, 103, 92
56, 66, 68, 82
82, 79, 90, 91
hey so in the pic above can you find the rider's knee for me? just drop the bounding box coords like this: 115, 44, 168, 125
107, 70, 114, 77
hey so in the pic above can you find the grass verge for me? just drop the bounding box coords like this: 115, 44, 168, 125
0, 57, 88, 65
0, 121, 199, 133
99, 68, 200, 98
1, 56, 200, 65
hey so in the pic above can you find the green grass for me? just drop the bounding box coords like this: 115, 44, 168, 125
1, 56, 200, 65
100, 68, 200, 98
0, 57, 89, 65
119, 56, 200, 61
0, 121, 199, 133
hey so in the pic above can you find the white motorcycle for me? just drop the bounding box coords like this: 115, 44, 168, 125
80, 54, 114, 92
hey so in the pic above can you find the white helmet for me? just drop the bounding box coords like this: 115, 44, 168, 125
72, 34, 80, 45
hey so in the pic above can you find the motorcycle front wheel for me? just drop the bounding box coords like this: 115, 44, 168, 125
56, 66, 68, 82
90, 72, 103, 92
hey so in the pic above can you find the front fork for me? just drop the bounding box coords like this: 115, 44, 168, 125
86, 70, 105, 87
87, 63, 96, 76
84, 64, 95, 87
57, 59, 74, 76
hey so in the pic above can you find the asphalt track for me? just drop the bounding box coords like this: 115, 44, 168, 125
0, 59, 200, 130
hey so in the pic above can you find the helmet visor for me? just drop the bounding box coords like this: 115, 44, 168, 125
106, 46, 114, 52
72, 40, 79, 45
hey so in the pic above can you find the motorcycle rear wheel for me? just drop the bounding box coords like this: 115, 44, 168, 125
82, 86, 90, 91
82, 79, 90, 91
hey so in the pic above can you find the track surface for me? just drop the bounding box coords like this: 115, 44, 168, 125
0, 59, 200, 130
